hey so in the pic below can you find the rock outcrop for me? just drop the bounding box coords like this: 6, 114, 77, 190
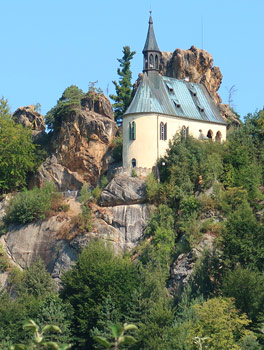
13, 105, 47, 141
160, 46, 222, 105
168, 234, 215, 296
99, 175, 147, 206
2, 176, 152, 284
13, 105, 46, 131
31, 93, 117, 190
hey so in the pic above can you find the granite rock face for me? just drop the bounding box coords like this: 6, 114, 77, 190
13, 105, 46, 132
31, 93, 117, 190
168, 234, 215, 296
160, 46, 222, 105
2, 182, 151, 284
99, 176, 147, 206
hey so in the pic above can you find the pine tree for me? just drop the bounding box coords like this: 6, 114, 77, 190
110, 46, 136, 124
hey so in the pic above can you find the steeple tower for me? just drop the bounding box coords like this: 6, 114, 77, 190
142, 11, 161, 73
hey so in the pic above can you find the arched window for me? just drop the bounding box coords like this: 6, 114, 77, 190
131, 158, 136, 168
160, 122, 167, 140
155, 55, 159, 69
129, 121, 136, 140
207, 130, 213, 139
145, 57, 148, 70
149, 54, 154, 68
160, 122, 164, 140
215, 131, 222, 142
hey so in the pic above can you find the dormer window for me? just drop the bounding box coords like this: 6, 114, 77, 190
166, 82, 174, 93
189, 84, 197, 96
197, 102, 205, 112
173, 98, 181, 108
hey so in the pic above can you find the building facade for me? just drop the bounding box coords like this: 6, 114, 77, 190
122, 13, 227, 169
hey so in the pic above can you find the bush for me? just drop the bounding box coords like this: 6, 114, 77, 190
92, 186, 102, 202
0, 245, 10, 272
100, 175, 108, 189
111, 134, 123, 162
4, 183, 55, 225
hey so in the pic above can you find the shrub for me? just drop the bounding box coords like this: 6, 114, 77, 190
131, 169, 137, 177
92, 186, 102, 202
111, 134, 123, 162
0, 244, 10, 272
100, 175, 108, 189
4, 183, 56, 225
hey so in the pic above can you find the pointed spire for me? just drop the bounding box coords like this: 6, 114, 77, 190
143, 11, 160, 53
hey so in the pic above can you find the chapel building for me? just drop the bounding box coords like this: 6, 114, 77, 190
122, 13, 227, 169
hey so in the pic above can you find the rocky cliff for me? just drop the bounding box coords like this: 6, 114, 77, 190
28, 93, 117, 190
0, 176, 151, 285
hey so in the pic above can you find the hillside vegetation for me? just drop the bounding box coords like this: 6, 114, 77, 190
0, 91, 264, 350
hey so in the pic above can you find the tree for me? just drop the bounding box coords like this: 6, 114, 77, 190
110, 46, 136, 123
45, 85, 84, 132
61, 240, 139, 350
94, 323, 137, 350
0, 98, 37, 193
222, 266, 264, 322
185, 297, 251, 350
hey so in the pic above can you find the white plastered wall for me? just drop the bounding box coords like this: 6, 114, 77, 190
123, 113, 227, 169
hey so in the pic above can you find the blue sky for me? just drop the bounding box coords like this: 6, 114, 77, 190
1, 0, 263, 118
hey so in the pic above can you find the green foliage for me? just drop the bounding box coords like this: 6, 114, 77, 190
35, 294, 73, 346
80, 183, 92, 203
4, 183, 56, 225
0, 98, 37, 193
185, 297, 251, 350
222, 266, 264, 322
131, 169, 137, 178
145, 173, 161, 205
158, 135, 224, 210
110, 46, 136, 123
0, 244, 10, 272
144, 204, 175, 267
220, 202, 263, 270
11, 319, 71, 350
100, 175, 109, 189
92, 186, 102, 203
94, 322, 137, 349
111, 133, 123, 162
61, 240, 139, 349
21, 258, 55, 298
46, 85, 84, 132
240, 334, 261, 350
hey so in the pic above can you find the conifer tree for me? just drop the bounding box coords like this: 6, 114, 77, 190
110, 46, 136, 124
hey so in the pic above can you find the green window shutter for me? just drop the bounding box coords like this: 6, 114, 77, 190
165, 123, 167, 140
133, 121, 136, 140
129, 122, 132, 140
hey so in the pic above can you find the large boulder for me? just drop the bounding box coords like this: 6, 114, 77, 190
31, 93, 117, 190
99, 175, 147, 206
13, 105, 47, 141
13, 105, 46, 131
29, 155, 84, 191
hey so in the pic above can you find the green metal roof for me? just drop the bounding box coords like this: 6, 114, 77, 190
124, 72, 226, 125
